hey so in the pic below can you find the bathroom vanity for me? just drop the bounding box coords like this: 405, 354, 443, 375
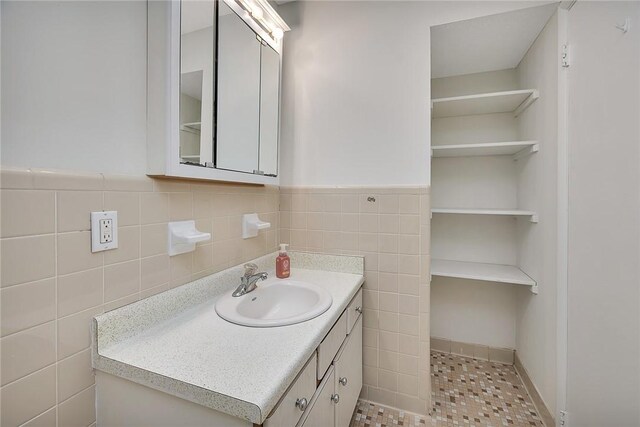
92, 252, 364, 427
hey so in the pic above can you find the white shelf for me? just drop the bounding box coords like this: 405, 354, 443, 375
432, 208, 538, 222
181, 122, 201, 129
432, 141, 539, 158
431, 259, 537, 291
180, 122, 201, 134
431, 89, 538, 118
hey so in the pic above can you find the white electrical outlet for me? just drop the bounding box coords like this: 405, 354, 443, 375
100, 219, 113, 243
91, 211, 118, 252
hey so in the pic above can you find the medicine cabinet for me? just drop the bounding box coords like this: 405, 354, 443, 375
147, 0, 289, 184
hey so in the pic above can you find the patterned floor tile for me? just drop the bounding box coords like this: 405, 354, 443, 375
351, 352, 545, 427
350, 399, 432, 427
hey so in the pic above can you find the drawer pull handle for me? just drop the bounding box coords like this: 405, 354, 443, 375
295, 398, 308, 411
339, 377, 348, 386
355, 306, 362, 314
331, 393, 340, 404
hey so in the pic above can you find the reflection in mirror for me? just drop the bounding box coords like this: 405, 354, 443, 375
180, 71, 203, 163
216, 1, 261, 174
180, 0, 215, 166
259, 44, 280, 176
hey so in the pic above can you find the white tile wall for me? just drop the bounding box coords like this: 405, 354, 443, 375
279, 186, 431, 414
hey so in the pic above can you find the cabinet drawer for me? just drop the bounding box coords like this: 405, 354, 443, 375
346, 288, 363, 334
317, 312, 347, 380
265, 353, 317, 427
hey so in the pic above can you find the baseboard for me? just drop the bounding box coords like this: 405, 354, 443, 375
514, 353, 555, 427
430, 336, 515, 364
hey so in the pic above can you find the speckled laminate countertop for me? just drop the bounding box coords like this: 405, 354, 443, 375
92, 252, 364, 424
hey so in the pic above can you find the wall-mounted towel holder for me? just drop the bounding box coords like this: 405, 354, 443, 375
168, 220, 211, 256
242, 213, 271, 239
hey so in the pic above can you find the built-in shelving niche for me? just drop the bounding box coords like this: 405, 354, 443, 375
430, 86, 540, 294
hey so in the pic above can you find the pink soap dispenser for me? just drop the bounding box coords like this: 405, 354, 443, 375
276, 244, 290, 279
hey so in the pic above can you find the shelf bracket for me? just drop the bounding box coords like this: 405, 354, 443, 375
530, 283, 539, 295
514, 90, 539, 117
513, 143, 539, 161
529, 214, 539, 224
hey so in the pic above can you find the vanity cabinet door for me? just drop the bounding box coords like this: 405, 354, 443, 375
265, 353, 317, 427
298, 367, 336, 427
334, 316, 363, 427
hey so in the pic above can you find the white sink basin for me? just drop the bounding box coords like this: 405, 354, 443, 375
215, 279, 332, 327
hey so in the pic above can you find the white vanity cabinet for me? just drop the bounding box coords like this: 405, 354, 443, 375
264, 288, 363, 427
298, 309, 362, 427
298, 316, 363, 427
94, 266, 365, 427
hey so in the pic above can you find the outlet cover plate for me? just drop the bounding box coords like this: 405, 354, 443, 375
91, 211, 118, 252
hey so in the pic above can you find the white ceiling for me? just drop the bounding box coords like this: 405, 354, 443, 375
431, 3, 558, 79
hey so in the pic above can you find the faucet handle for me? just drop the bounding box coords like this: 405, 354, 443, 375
243, 263, 258, 276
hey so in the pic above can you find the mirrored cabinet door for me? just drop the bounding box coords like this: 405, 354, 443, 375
259, 44, 280, 177
180, 0, 216, 166
215, 0, 261, 174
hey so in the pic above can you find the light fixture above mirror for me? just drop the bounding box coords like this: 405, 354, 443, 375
234, 0, 290, 44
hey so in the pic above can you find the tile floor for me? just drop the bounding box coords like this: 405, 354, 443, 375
351, 351, 545, 427
351, 400, 430, 427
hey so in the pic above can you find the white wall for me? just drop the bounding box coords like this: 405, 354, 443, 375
277, 1, 555, 187
1, 1, 147, 175
566, 2, 640, 425
514, 11, 559, 416
431, 279, 519, 348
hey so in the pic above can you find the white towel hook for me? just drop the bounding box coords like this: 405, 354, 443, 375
615, 18, 630, 33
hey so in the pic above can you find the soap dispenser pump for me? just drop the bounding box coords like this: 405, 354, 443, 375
276, 244, 290, 279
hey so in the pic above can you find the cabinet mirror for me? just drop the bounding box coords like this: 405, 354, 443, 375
176, 0, 285, 180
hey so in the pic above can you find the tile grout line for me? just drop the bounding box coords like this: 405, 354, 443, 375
1, 359, 58, 389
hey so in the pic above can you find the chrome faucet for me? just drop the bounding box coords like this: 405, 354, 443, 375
232, 263, 268, 297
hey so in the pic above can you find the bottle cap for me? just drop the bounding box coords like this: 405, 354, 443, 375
279, 243, 288, 254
